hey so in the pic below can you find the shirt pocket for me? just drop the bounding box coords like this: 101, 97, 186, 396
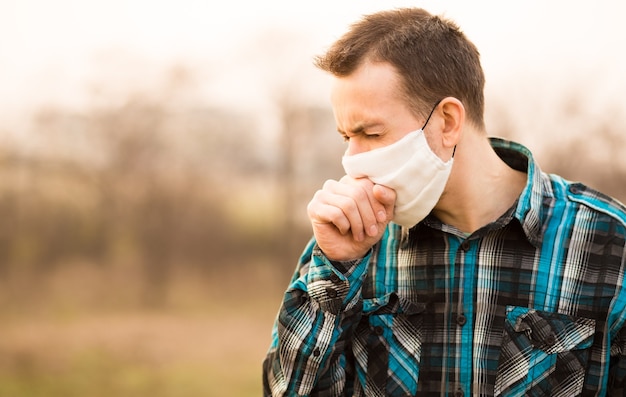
494, 306, 596, 397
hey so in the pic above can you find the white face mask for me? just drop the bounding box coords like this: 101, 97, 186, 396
341, 124, 453, 228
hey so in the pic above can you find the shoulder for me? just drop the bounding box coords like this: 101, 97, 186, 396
565, 181, 626, 226
546, 174, 626, 235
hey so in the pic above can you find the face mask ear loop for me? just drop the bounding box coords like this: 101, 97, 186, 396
420, 99, 443, 130
421, 99, 456, 159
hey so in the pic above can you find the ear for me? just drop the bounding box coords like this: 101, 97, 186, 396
438, 96, 464, 155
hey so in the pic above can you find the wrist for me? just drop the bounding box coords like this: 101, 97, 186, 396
321, 249, 369, 263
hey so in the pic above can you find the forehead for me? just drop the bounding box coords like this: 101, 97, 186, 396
330, 61, 403, 103
330, 61, 415, 129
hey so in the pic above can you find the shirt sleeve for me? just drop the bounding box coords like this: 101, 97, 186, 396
609, 326, 626, 396
262, 237, 371, 396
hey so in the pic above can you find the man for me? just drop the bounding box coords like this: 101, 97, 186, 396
263, 7, 626, 396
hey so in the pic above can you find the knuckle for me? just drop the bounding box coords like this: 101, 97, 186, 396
322, 179, 337, 190
306, 200, 316, 214
339, 195, 357, 212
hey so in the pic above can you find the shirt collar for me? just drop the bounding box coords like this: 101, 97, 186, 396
489, 137, 546, 247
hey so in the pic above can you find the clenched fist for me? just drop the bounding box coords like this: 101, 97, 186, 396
306, 176, 396, 261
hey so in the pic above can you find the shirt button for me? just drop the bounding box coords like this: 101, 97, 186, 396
329, 273, 340, 283
313, 348, 321, 357
454, 388, 464, 397
325, 287, 338, 298
374, 326, 384, 336
456, 314, 467, 326
460, 240, 470, 251
545, 332, 557, 346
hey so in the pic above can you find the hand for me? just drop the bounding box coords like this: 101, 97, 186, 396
306, 176, 396, 261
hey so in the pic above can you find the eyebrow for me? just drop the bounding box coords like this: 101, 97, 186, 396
337, 122, 382, 136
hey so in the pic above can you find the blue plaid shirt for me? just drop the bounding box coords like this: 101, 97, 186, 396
263, 138, 626, 396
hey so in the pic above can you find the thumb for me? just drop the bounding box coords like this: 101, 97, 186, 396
372, 184, 396, 205
372, 184, 396, 221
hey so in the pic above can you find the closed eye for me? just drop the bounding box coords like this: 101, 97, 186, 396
339, 132, 381, 143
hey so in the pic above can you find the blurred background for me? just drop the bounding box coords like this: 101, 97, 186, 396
1, 0, 625, 396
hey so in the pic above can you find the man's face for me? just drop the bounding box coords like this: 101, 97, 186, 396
330, 61, 423, 156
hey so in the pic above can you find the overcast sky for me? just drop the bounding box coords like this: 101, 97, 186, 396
1, 0, 625, 140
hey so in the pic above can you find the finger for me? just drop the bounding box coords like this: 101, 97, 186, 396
308, 201, 352, 236
308, 187, 365, 241
372, 184, 397, 222
340, 176, 389, 228
332, 178, 380, 237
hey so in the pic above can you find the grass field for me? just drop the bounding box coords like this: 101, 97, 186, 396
0, 263, 289, 397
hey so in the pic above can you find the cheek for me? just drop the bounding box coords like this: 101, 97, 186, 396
423, 131, 451, 161
423, 130, 440, 152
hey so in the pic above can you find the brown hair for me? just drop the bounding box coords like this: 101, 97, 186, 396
315, 8, 485, 130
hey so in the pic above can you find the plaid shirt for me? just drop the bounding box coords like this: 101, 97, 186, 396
263, 138, 626, 396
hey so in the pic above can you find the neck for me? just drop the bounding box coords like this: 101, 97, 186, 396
432, 135, 527, 234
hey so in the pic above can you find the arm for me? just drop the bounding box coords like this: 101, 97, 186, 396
608, 243, 626, 394
263, 176, 396, 396
609, 327, 626, 395
263, 239, 371, 396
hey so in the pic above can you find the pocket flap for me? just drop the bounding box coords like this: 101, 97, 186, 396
363, 292, 427, 315
505, 306, 596, 353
